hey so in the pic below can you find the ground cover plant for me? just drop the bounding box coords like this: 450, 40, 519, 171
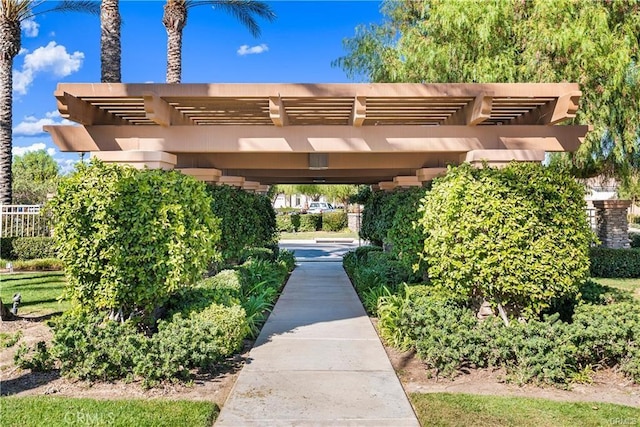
345, 163, 640, 388
0, 396, 218, 427
14, 249, 295, 388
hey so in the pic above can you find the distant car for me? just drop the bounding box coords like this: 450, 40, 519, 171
307, 202, 337, 214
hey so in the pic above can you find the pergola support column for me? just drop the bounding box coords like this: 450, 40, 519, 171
593, 200, 632, 249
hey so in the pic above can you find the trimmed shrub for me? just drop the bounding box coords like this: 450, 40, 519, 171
11, 237, 56, 260
135, 304, 247, 386
630, 232, 640, 248
207, 185, 277, 263
419, 163, 594, 318
0, 237, 14, 259
51, 312, 145, 382
298, 213, 322, 232
48, 160, 220, 318
276, 215, 295, 233
322, 211, 347, 231
239, 247, 276, 263
167, 269, 243, 315
290, 213, 301, 231
360, 187, 427, 247
386, 187, 429, 275
590, 247, 640, 278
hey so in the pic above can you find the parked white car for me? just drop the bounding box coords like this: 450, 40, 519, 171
307, 202, 337, 214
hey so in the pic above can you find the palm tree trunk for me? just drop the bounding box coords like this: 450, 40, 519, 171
100, 0, 121, 83
165, 27, 183, 84
163, 1, 187, 84
0, 17, 20, 204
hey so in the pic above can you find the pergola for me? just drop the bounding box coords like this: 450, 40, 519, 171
46, 83, 588, 191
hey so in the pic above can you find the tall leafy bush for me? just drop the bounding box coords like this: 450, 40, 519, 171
207, 185, 277, 263
386, 187, 429, 275
48, 161, 219, 318
419, 163, 594, 319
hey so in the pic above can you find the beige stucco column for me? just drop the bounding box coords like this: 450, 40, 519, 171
593, 200, 632, 249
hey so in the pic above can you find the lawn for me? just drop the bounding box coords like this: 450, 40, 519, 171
410, 393, 640, 427
0, 397, 218, 427
279, 230, 359, 240
593, 277, 640, 298
0, 271, 69, 316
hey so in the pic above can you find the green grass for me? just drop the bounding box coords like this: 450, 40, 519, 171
593, 277, 640, 298
0, 271, 69, 316
279, 230, 359, 240
0, 397, 218, 427
410, 393, 640, 427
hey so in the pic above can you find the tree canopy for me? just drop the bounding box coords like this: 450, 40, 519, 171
12, 149, 59, 204
335, 0, 640, 192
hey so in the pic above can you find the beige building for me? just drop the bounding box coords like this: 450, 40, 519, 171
45, 82, 587, 190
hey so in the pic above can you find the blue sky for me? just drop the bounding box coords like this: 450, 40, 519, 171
12, 0, 384, 171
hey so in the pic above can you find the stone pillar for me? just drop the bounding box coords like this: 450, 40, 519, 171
593, 200, 632, 249
348, 212, 361, 233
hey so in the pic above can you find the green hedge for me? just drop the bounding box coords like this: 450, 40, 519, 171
207, 185, 277, 263
276, 215, 295, 232
10, 237, 56, 260
590, 247, 640, 278
322, 211, 347, 231
299, 213, 322, 232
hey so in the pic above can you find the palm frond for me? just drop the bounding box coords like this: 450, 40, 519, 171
189, 0, 276, 38
0, 0, 39, 21
37, 0, 100, 17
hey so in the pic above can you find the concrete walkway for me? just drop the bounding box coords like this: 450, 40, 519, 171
215, 262, 419, 426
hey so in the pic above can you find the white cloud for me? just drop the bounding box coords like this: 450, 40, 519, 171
13, 110, 74, 136
21, 18, 39, 37
57, 158, 78, 175
13, 41, 84, 95
12, 142, 47, 156
237, 44, 269, 56
18, 48, 28, 56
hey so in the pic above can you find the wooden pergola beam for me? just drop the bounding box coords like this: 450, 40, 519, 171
54, 82, 581, 99
269, 96, 288, 126
56, 92, 127, 126
44, 124, 589, 153
508, 91, 581, 125
443, 94, 492, 126
350, 96, 366, 126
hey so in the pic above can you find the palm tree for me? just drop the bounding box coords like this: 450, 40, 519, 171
100, 0, 120, 82
163, 0, 275, 84
0, 0, 99, 205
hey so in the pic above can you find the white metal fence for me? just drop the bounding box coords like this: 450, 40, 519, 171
0, 205, 52, 238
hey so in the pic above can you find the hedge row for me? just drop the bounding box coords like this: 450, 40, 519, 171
590, 247, 640, 278
1, 237, 56, 261
276, 212, 348, 233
